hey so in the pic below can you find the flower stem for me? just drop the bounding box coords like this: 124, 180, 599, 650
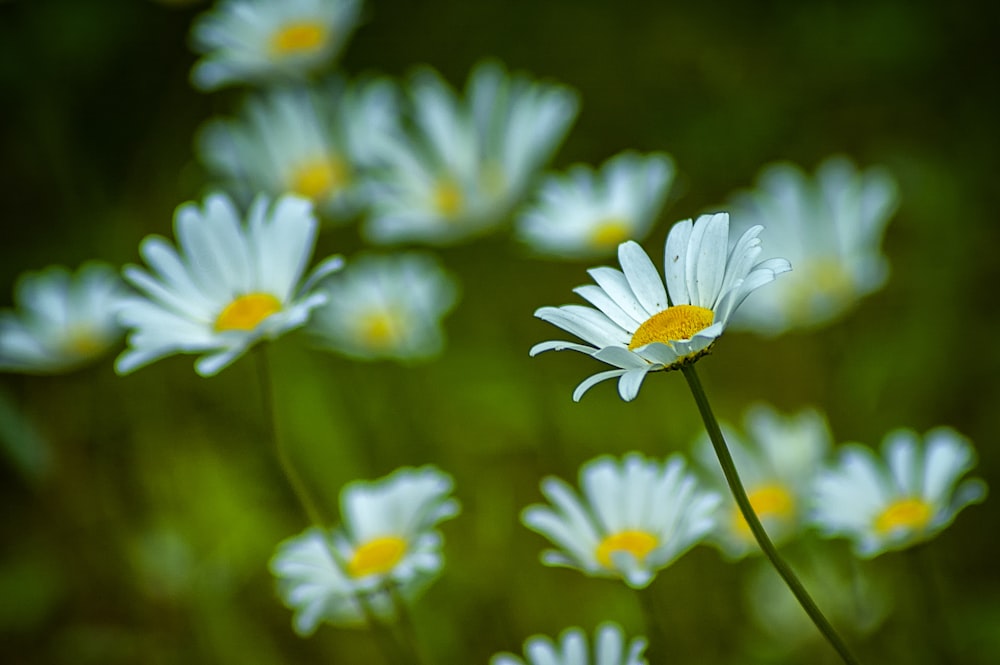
680, 365, 862, 665
255, 347, 328, 529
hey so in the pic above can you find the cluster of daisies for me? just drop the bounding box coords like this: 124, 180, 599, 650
0, 0, 985, 662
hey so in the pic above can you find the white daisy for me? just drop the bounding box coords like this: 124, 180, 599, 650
190, 0, 362, 90
521, 452, 720, 589
725, 156, 899, 334
308, 252, 459, 362
694, 404, 832, 558
115, 192, 343, 377
491, 623, 649, 665
1, 262, 127, 374
363, 60, 579, 245
811, 428, 987, 557
197, 79, 399, 220
516, 151, 675, 259
270, 465, 459, 635
531, 212, 791, 402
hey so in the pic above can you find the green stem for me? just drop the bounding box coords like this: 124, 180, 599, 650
635, 585, 671, 662
387, 582, 427, 665
255, 347, 328, 529
681, 365, 861, 665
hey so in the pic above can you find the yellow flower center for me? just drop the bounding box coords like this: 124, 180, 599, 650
214, 293, 282, 332
628, 305, 714, 350
357, 310, 405, 349
732, 484, 795, 538
347, 536, 408, 578
590, 218, 632, 248
433, 179, 464, 217
270, 22, 328, 57
65, 328, 105, 356
874, 497, 933, 535
290, 157, 348, 200
595, 530, 658, 569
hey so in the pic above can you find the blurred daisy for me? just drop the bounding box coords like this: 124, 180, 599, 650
270, 465, 460, 635
115, 193, 343, 377
694, 404, 831, 558
516, 151, 675, 259
363, 60, 579, 245
190, 0, 362, 90
491, 623, 648, 665
531, 212, 790, 402
811, 428, 987, 557
1, 262, 127, 373
522, 453, 720, 589
198, 79, 399, 220
308, 252, 459, 362
725, 156, 899, 335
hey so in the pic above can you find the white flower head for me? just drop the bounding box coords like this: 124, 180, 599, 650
197, 79, 399, 220
531, 212, 791, 402
694, 404, 832, 558
363, 59, 579, 245
270, 465, 459, 636
1, 262, 127, 374
522, 453, 720, 589
116, 192, 343, 377
190, 0, 362, 90
811, 428, 987, 558
517, 151, 675, 259
491, 623, 649, 665
726, 156, 899, 334
308, 252, 459, 362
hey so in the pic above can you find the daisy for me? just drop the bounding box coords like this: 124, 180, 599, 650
270, 465, 459, 635
811, 428, 987, 557
363, 60, 579, 245
1, 262, 127, 373
531, 212, 791, 402
491, 623, 649, 665
197, 79, 399, 220
516, 151, 675, 259
308, 252, 459, 362
521, 453, 720, 589
190, 0, 362, 90
694, 404, 832, 558
725, 156, 899, 334
115, 192, 343, 377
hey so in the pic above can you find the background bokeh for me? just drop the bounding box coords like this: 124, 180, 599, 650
2, 0, 998, 663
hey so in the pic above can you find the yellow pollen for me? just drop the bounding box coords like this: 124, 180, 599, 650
733, 484, 795, 537
589, 219, 632, 248
65, 328, 104, 356
595, 530, 658, 569
347, 536, 408, 578
358, 310, 404, 349
214, 293, 282, 332
628, 305, 714, 350
270, 22, 328, 57
874, 497, 933, 535
433, 179, 464, 217
290, 157, 348, 200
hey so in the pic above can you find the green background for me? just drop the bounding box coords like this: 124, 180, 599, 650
1, 0, 998, 663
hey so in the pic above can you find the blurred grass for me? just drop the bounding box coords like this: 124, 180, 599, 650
1, 0, 999, 663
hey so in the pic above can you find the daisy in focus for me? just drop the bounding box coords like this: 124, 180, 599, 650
694, 404, 832, 558
363, 60, 579, 245
531, 212, 791, 402
190, 0, 362, 90
521, 453, 720, 589
270, 465, 459, 635
198, 79, 399, 220
491, 623, 648, 665
115, 193, 343, 377
811, 427, 987, 557
516, 151, 675, 259
725, 156, 899, 335
1, 262, 127, 374
308, 252, 459, 362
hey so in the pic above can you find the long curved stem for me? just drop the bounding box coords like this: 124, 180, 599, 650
681, 365, 861, 665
